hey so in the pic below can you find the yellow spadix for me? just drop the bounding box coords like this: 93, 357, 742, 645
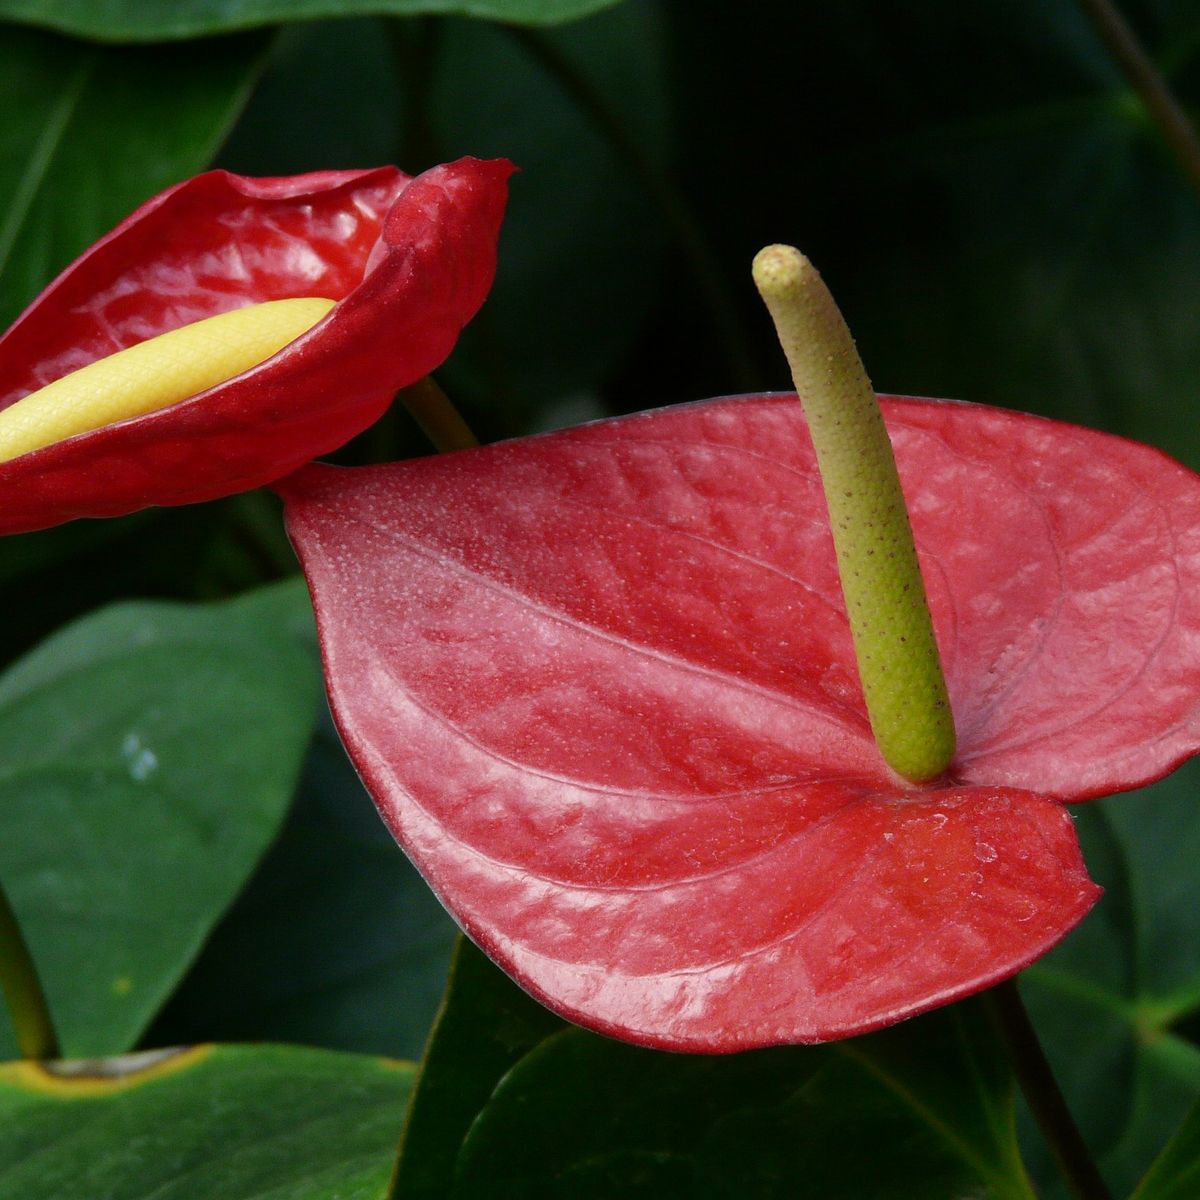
0, 297, 336, 464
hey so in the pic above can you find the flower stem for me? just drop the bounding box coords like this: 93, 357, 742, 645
752, 245, 955, 782
1080, 0, 1200, 199
986, 979, 1112, 1200
0, 876, 59, 1060
396, 375, 480, 454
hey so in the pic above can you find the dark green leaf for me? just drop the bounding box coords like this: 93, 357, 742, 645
1133, 1095, 1200, 1200
459, 1006, 1036, 1198
147, 709, 460, 1061
393, 938, 567, 1199
0, 0, 624, 42
0, 1042, 413, 1198
395, 940, 1034, 1199
0, 26, 266, 330
0, 580, 320, 1058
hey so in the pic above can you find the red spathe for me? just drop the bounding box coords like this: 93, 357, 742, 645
280, 394, 1200, 1050
0, 157, 513, 533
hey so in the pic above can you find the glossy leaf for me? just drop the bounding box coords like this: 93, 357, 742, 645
0, 0, 623, 41
0, 581, 319, 1058
149, 705, 460, 1060
281, 391, 1200, 1048
0, 156, 511, 534
396, 939, 1032, 1198
0, 1043, 413, 1199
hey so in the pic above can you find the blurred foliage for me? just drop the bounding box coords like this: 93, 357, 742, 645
1, 0, 1200, 1195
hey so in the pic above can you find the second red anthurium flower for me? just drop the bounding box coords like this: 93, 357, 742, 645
0, 157, 513, 534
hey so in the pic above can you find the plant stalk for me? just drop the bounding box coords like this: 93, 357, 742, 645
396, 375, 480, 454
987, 979, 1112, 1200
1079, 0, 1200, 199
0, 876, 59, 1060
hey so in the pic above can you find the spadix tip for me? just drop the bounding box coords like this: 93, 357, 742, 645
751, 244, 813, 299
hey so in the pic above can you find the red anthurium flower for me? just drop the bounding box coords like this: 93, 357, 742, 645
0, 157, 512, 535
279, 393, 1200, 1052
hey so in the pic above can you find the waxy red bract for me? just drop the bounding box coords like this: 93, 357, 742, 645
280, 394, 1200, 1051
0, 157, 513, 534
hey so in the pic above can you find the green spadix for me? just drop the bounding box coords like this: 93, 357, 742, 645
752, 245, 955, 783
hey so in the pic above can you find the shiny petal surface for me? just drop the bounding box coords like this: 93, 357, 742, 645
274, 393, 1200, 1048
0, 157, 513, 533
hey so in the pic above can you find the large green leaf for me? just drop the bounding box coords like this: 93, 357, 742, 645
146, 710, 460, 1061
0, 26, 266, 331
0, 580, 320, 1058
0, 1042, 413, 1198
453, 1016, 1033, 1199
395, 940, 1035, 1199
0, 0, 623, 42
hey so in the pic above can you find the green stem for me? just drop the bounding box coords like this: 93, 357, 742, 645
396, 375, 480, 454
986, 980, 1112, 1200
0, 876, 59, 1060
753, 246, 955, 782
505, 24, 759, 393
1079, 0, 1200, 199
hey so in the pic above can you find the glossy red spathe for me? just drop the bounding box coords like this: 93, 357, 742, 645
281, 394, 1200, 1051
0, 157, 513, 534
